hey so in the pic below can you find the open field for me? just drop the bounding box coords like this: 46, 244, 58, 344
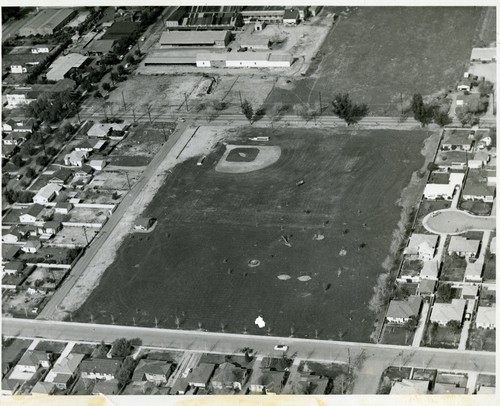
265, 7, 487, 115
74, 126, 430, 342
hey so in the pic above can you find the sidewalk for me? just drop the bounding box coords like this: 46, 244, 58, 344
458, 320, 471, 350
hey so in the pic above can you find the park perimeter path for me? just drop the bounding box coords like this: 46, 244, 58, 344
39, 123, 222, 321
423, 209, 496, 235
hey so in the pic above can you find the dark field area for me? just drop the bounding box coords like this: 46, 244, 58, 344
75, 127, 430, 342
227, 147, 260, 162
266, 7, 489, 115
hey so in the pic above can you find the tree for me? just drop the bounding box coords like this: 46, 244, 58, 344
455, 106, 479, 127
126, 54, 135, 65
93, 341, 108, 358
331, 93, 368, 125
405, 317, 418, 331
36, 156, 49, 166
433, 110, 452, 127
116, 356, 136, 388
12, 155, 24, 168
234, 13, 244, 28
25, 167, 36, 179
241, 99, 254, 123
478, 80, 494, 96
102, 82, 112, 92
268, 102, 286, 127
411, 93, 433, 126
333, 374, 352, 394
117, 65, 125, 76
436, 283, 453, 302
110, 338, 132, 357
446, 319, 462, 334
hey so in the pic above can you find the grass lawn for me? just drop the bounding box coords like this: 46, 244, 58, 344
144, 350, 183, 363
1, 338, 32, 372
476, 373, 496, 388
34, 340, 67, 354
412, 368, 437, 382
266, 7, 485, 115
413, 200, 451, 234
74, 127, 430, 342
478, 288, 496, 307
436, 372, 468, 387
380, 324, 414, 346
459, 200, 492, 216
109, 155, 151, 167
467, 327, 495, 352
378, 366, 412, 394
399, 259, 423, 279
298, 361, 349, 380
425, 325, 460, 349
440, 252, 467, 282
70, 343, 97, 355
482, 251, 496, 282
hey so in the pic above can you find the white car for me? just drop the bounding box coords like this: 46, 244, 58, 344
274, 345, 288, 352
181, 367, 192, 378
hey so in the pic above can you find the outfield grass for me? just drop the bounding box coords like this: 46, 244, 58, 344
265, 7, 486, 115
75, 127, 430, 342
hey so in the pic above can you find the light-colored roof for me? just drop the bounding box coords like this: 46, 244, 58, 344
490, 237, 496, 254
448, 236, 480, 254
160, 30, 229, 45
470, 47, 496, 61
240, 36, 271, 46
46, 53, 88, 81
187, 363, 216, 385
430, 299, 466, 324
22, 8, 74, 33
405, 234, 438, 255
433, 382, 467, 394
461, 284, 479, 298
386, 295, 422, 319
268, 53, 293, 62
463, 169, 496, 197
423, 183, 455, 197
418, 278, 437, 294
66, 150, 87, 162
35, 183, 62, 200
32, 381, 56, 394
87, 122, 126, 137
464, 259, 484, 279
226, 52, 270, 61
420, 260, 439, 279
390, 379, 430, 395
476, 306, 495, 327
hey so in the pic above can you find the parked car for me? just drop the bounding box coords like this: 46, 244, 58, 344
274, 345, 288, 352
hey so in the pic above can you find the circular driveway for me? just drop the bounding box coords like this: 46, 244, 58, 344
423, 209, 496, 235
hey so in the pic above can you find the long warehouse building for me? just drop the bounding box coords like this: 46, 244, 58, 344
159, 30, 231, 48
19, 8, 77, 37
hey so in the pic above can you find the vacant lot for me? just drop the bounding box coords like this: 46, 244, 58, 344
75, 127, 430, 341
265, 7, 487, 115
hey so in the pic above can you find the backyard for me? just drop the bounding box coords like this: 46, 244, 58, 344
265, 7, 487, 115
74, 126, 432, 341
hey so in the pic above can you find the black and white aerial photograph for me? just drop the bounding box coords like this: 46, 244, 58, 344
0, 2, 497, 404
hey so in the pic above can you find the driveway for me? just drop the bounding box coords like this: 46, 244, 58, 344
423, 209, 496, 235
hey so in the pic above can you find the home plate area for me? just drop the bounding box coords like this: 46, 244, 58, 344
215, 144, 281, 173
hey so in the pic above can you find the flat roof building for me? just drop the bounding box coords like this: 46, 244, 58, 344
46, 53, 89, 82
159, 30, 231, 48
19, 8, 77, 37
470, 47, 496, 62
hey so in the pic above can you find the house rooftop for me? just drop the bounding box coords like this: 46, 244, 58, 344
80, 358, 122, 375
23, 203, 45, 218
31, 381, 56, 394
386, 295, 422, 320
405, 234, 439, 254
463, 169, 495, 197
131, 359, 172, 381
430, 299, 466, 324
34, 183, 62, 201
448, 236, 481, 254
18, 350, 51, 367
211, 362, 247, 385
420, 260, 439, 279
187, 363, 216, 386
476, 306, 495, 327
418, 278, 437, 295
391, 379, 430, 395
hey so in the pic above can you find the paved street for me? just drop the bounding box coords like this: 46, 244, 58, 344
3, 318, 494, 394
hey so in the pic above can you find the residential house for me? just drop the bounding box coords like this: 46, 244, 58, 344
38, 221, 62, 238
249, 370, 286, 394
21, 239, 42, 253
485, 169, 496, 186
44, 353, 85, 390
404, 234, 439, 260
17, 350, 53, 373
423, 172, 464, 200
470, 47, 496, 63
429, 298, 466, 326
92, 379, 120, 395
475, 306, 495, 329
2, 261, 24, 276
49, 168, 73, 185
461, 285, 479, 300
31, 381, 56, 395
2, 144, 18, 159
87, 122, 127, 138
420, 260, 439, 280
468, 151, 490, 169
73, 165, 94, 178
457, 78, 472, 91
80, 358, 122, 380
131, 359, 172, 385
390, 379, 430, 395
2, 245, 20, 262
170, 377, 189, 395
462, 169, 495, 202
385, 295, 422, 324
187, 363, 216, 389
211, 362, 249, 392
3, 132, 29, 146
64, 150, 88, 167
2, 227, 22, 243
19, 204, 45, 223
54, 202, 73, 215
292, 374, 329, 395
17, 224, 38, 238
32, 46, 51, 54
1, 377, 23, 395
433, 382, 467, 394
75, 140, 96, 152
10, 64, 27, 74
448, 236, 480, 258
283, 9, 300, 25
441, 130, 474, 151
464, 259, 484, 282
435, 151, 468, 170
417, 279, 437, 297
33, 183, 62, 205
2, 119, 34, 133
477, 136, 492, 150
88, 159, 106, 171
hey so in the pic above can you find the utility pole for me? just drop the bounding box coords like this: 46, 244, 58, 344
147, 105, 152, 124
239, 90, 243, 108
124, 171, 131, 190
132, 317, 136, 326
111, 314, 115, 324
132, 108, 136, 123
161, 124, 168, 142
319, 91, 322, 115
155, 317, 158, 328
121, 91, 126, 110
82, 226, 89, 245
400, 92, 403, 113
184, 92, 189, 112
90, 314, 94, 323
347, 348, 351, 373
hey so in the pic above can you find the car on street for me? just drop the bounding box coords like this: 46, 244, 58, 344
274, 345, 288, 352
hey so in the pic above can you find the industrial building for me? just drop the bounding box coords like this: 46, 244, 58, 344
240, 36, 271, 50
19, 8, 77, 37
46, 53, 89, 82
159, 31, 231, 48
198, 52, 292, 68
101, 22, 140, 41
240, 8, 286, 24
